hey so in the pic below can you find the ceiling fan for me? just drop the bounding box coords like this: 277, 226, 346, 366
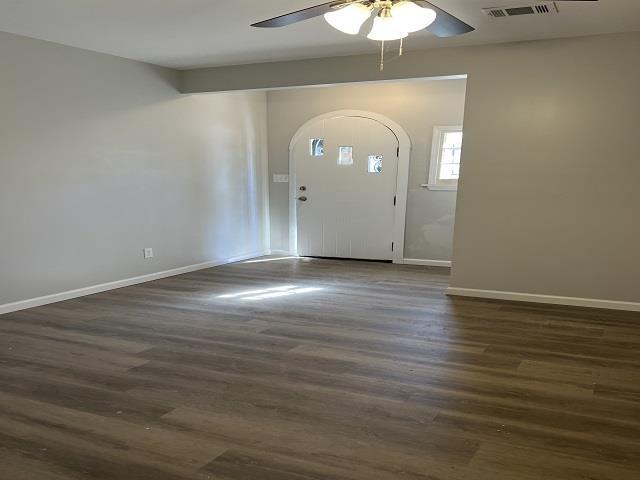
253, 1, 474, 39
252, 1, 599, 69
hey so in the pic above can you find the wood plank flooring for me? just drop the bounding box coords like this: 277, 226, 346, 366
1, 256, 639, 479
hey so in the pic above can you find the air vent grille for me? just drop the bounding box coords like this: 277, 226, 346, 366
505, 6, 535, 16
486, 8, 507, 18
482, 2, 558, 18
535, 4, 550, 14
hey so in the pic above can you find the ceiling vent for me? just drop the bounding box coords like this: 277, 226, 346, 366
482, 2, 559, 18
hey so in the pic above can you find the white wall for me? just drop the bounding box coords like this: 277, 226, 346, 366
0, 31, 269, 307
182, 32, 640, 306
266, 80, 467, 261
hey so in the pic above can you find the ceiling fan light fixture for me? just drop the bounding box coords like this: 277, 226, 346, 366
390, 1, 437, 33
367, 11, 408, 41
324, 3, 372, 35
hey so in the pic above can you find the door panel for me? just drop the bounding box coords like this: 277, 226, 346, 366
293, 116, 399, 260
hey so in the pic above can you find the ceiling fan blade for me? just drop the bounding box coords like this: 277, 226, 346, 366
252, 1, 350, 28
414, 1, 474, 37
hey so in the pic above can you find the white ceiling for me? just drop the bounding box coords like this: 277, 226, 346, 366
0, 0, 639, 69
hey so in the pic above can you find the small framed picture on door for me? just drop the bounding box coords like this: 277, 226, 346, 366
338, 146, 353, 166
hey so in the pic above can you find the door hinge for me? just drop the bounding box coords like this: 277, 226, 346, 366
392, 242, 395, 252
393, 195, 396, 206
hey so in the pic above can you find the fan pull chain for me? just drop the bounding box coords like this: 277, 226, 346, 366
399, 38, 404, 56
380, 40, 385, 71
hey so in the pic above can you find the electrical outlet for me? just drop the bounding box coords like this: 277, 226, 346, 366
143, 248, 154, 259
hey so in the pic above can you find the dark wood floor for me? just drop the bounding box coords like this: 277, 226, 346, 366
1, 256, 639, 479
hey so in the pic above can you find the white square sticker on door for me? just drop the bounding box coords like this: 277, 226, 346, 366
337, 146, 353, 166
368, 155, 383, 173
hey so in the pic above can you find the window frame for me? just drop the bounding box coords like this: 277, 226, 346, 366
426, 125, 463, 191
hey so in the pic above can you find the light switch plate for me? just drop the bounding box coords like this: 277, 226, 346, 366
143, 248, 154, 259
273, 174, 289, 183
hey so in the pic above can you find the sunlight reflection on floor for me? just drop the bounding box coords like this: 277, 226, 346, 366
216, 285, 323, 301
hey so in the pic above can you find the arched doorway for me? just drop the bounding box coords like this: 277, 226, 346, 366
289, 110, 411, 263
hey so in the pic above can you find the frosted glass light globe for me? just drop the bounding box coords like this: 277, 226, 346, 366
367, 14, 409, 41
324, 3, 372, 35
390, 1, 437, 33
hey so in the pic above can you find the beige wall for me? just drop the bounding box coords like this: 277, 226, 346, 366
0, 32, 269, 306
266, 80, 467, 260
451, 34, 640, 303
185, 32, 640, 304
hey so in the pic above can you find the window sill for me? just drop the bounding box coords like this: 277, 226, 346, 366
421, 184, 457, 191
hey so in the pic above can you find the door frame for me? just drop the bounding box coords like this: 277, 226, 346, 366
288, 110, 411, 264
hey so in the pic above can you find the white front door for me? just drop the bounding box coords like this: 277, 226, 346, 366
293, 115, 399, 260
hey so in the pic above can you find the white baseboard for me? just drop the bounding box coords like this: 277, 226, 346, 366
446, 287, 640, 313
403, 258, 452, 268
0, 250, 269, 316
267, 249, 294, 256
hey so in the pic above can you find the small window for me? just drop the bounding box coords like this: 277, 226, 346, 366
310, 139, 324, 156
427, 126, 463, 190
337, 146, 353, 166
368, 155, 383, 173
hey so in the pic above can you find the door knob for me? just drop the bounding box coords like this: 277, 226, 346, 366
298, 196, 308, 202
